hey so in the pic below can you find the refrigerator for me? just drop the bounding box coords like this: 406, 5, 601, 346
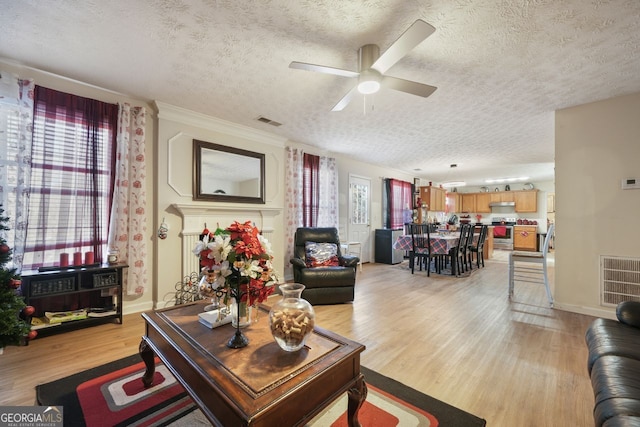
375, 229, 405, 264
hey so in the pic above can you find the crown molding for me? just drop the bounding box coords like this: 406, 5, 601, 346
155, 101, 287, 148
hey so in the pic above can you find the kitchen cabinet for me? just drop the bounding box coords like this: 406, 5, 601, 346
419, 186, 446, 212
446, 192, 460, 213
501, 192, 515, 202
547, 193, 555, 213
513, 225, 537, 251
475, 193, 492, 213
514, 190, 538, 213
484, 227, 494, 260
461, 193, 476, 213
456, 189, 536, 213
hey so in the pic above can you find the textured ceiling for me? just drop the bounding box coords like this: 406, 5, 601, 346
2, 0, 640, 186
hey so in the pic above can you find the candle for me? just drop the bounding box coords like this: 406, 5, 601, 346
73, 252, 83, 265
60, 253, 69, 267
84, 251, 94, 265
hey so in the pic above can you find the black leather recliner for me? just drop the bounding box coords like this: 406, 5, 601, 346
290, 227, 359, 305
585, 301, 640, 427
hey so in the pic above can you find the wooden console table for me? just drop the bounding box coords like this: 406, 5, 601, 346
140, 302, 367, 426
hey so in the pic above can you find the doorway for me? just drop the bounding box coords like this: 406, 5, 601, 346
347, 175, 371, 264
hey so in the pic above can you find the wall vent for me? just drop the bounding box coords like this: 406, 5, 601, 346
256, 116, 282, 127
601, 255, 640, 306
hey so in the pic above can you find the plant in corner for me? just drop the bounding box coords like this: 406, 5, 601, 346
0, 204, 35, 352
193, 220, 279, 347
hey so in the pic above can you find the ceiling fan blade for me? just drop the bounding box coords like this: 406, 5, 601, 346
289, 61, 359, 78
383, 76, 437, 98
371, 19, 435, 74
331, 86, 358, 111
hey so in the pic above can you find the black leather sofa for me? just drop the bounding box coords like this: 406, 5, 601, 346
290, 227, 359, 305
585, 301, 640, 427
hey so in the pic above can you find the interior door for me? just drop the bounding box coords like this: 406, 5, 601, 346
348, 175, 371, 264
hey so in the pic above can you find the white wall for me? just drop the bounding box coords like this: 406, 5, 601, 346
555, 92, 640, 318
285, 140, 416, 265
154, 102, 287, 308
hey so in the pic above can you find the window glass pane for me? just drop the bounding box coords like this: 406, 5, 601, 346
22, 88, 116, 270
351, 183, 368, 225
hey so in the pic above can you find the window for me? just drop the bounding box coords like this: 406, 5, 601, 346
302, 153, 319, 227
301, 152, 338, 228
22, 86, 118, 270
383, 179, 413, 229
0, 75, 34, 271
0, 102, 25, 256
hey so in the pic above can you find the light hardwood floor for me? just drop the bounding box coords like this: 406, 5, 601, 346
0, 252, 596, 426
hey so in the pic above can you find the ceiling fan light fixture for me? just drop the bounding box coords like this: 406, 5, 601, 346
357, 80, 380, 94
357, 70, 381, 94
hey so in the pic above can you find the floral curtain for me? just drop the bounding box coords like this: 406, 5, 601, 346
284, 147, 304, 277
316, 155, 338, 228
0, 71, 34, 270
284, 147, 338, 278
108, 104, 147, 295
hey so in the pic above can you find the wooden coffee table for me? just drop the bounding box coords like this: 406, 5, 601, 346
139, 301, 367, 427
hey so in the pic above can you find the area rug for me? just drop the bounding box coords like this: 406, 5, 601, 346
36, 354, 486, 427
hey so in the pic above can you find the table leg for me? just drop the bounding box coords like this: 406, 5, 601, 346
139, 338, 155, 388
347, 374, 367, 427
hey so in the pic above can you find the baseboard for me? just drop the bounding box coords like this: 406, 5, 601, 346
553, 302, 616, 320
122, 300, 154, 315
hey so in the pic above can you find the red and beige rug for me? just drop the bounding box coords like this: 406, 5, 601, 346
36, 355, 486, 427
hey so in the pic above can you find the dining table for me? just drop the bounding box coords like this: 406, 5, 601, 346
393, 230, 479, 275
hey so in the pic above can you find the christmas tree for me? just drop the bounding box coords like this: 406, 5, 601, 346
0, 204, 35, 349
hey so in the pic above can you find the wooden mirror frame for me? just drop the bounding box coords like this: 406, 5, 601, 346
193, 139, 265, 204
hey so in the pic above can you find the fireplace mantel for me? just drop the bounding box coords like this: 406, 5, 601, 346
171, 203, 282, 276
172, 203, 281, 234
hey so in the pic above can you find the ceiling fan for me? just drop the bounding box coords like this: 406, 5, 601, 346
289, 19, 437, 111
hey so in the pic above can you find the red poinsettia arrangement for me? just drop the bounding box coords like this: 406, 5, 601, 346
193, 221, 278, 307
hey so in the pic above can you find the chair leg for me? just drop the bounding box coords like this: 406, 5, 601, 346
508, 254, 514, 298
542, 260, 553, 307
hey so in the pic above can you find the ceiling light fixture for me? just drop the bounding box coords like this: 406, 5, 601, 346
441, 164, 466, 188
442, 181, 466, 188
357, 70, 381, 94
485, 176, 529, 184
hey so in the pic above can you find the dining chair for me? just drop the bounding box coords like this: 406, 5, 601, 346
468, 225, 488, 268
403, 223, 413, 260
465, 225, 478, 270
408, 223, 433, 275
452, 223, 473, 276
508, 223, 555, 307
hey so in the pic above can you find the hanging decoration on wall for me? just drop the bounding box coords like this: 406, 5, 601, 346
158, 218, 169, 240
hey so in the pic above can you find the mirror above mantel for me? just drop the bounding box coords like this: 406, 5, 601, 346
193, 139, 265, 204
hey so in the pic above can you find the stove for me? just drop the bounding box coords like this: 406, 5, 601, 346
491, 217, 517, 226
491, 218, 515, 250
